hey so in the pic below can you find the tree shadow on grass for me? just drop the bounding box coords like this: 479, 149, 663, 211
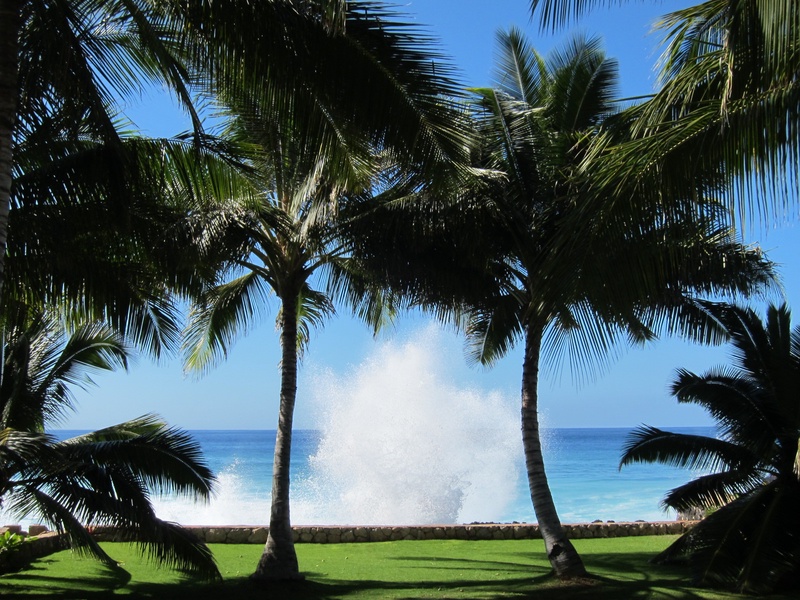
2, 549, 794, 599
0, 559, 133, 599
389, 554, 539, 573
121, 571, 766, 600
122, 574, 539, 600
383, 552, 719, 600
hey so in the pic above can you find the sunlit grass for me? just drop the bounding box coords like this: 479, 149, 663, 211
0, 536, 795, 598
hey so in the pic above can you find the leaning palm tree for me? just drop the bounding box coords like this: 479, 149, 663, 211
459, 31, 773, 580
620, 302, 800, 594
348, 30, 774, 580
0, 304, 220, 579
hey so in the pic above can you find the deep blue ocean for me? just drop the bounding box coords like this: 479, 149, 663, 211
9, 427, 712, 528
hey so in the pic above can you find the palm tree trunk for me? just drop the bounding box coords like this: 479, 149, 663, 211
0, 0, 20, 388
521, 322, 587, 579
252, 292, 303, 581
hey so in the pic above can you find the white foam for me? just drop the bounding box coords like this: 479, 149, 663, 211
153, 458, 268, 526
291, 326, 522, 525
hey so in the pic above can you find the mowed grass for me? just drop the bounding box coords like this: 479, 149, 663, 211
0, 536, 795, 599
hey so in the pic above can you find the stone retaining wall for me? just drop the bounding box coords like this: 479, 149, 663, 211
90, 521, 696, 544
0, 531, 68, 572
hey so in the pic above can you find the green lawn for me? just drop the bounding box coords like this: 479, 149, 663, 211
0, 536, 794, 599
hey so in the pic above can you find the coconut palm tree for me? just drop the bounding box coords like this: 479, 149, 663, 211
461, 30, 775, 581
183, 106, 416, 579
346, 29, 774, 580
184, 143, 387, 579
0, 304, 220, 579
181, 3, 470, 581
620, 302, 800, 594
182, 147, 353, 580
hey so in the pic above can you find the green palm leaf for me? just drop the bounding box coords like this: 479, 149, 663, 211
183, 271, 272, 374
466, 297, 524, 367
621, 425, 751, 473
0, 310, 220, 579
1, 307, 128, 431
661, 469, 765, 513
61, 415, 215, 499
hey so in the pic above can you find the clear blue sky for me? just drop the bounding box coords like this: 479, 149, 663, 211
62, 0, 798, 431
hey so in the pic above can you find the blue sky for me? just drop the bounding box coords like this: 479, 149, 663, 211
62, 0, 798, 431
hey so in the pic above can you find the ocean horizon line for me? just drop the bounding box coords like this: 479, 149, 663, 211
52, 424, 715, 433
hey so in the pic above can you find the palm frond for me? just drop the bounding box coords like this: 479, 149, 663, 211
620, 425, 752, 473
689, 482, 800, 593
11, 124, 257, 358
529, 0, 638, 31
183, 0, 471, 195
17, 485, 116, 565
661, 470, 765, 512
1, 307, 130, 431
119, 517, 219, 581
183, 271, 272, 374
542, 300, 633, 385
321, 255, 401, 334
465, 296, 524, 367
60, 415, 215, 500
1, 418, 219, 579
492, 27, 546, 107
546, 34, 618, 131
671, 368, 780, 454
292, 286, 335, 358
624, 301, 800, 592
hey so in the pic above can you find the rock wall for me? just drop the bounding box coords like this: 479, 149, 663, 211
90, 521, 696, 544
0, 531, 68, 572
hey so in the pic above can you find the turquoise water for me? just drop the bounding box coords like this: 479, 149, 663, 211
92, 428, 715, 525
3, 427, 712, 528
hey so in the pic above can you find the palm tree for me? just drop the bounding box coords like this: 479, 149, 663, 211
620, 302, 800, 594
181, 3, 470, 581
463, 30, 775, 580
183, 105, 424, 579
182, 137, 366, 581
348, 30, 774, 580
530, 0, 800, 221
183, 137, 393, 580
0, 304, 220, 579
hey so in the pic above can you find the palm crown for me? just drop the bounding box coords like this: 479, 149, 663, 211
621, 302, 800, 593
346, 28, 774, 582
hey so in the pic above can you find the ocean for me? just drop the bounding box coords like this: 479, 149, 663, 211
7, 426, 711, 529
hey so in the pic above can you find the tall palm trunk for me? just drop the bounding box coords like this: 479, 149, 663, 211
252, 290, 303, 581
521, 322, 587, 579
0, 0, 20, 388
